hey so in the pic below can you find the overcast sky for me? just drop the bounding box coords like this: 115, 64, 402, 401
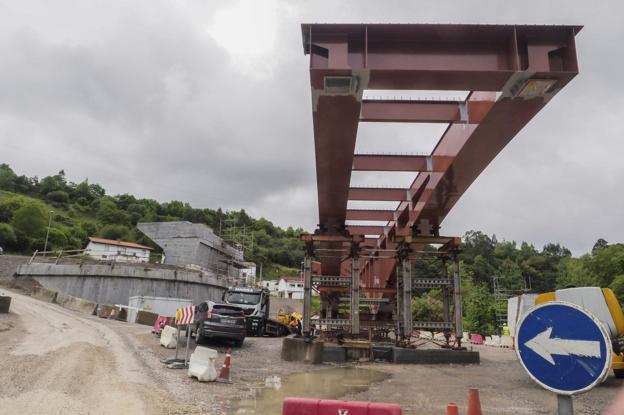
1, 0, 622, 255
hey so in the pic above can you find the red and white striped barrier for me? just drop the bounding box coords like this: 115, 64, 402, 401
175, 306, 195, 325
283, 398, 401, 415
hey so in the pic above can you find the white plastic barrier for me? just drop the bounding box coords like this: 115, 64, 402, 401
500, 335, 513, 348
484, 336, 492, 346
433, 332, 446, 341
490, 335, 501, 347
160, 325, 178, 349
419, 331, 433, 339
188, 346, 218, 382
463, 331, 470, 341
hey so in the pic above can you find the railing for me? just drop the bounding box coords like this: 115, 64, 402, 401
28, 249, 88, 265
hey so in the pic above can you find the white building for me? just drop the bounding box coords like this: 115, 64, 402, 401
260, 279, 279, 295
277, 277, 304, 299
85, 237, 152, 263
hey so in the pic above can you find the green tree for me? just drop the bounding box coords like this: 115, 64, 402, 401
412, 293, 444, 322
96, 198, 130, 225
462, 265, 497, 335
39, 171, 68, 195
588, 244, 624, 287
11, 200, 48, 238
557, 256, 597, 288
610, 275, 624, 304
46, 190, 70, 204
0, 164, 17, 191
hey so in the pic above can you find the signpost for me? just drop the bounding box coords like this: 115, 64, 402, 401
161, 306, 195, 369
516, 301, 611, 414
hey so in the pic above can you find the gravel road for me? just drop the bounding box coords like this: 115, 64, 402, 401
1, 289, 622, 414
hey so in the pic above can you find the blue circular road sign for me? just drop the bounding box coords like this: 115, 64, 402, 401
516, 301, 611, 395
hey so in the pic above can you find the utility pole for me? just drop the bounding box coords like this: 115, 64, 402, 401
43, 210, 54, 257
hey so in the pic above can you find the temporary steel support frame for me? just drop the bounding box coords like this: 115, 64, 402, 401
301, 23, 580, 344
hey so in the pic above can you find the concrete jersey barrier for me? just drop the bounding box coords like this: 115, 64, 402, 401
135, 310, 159, 326
188, 346, 219, 382
31, 286, 58, 303
55, 292, 98, 315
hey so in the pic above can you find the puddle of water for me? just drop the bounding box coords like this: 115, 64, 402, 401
228, 367, 389, 414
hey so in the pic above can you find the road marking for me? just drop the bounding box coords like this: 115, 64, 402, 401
525, 327, 601, 365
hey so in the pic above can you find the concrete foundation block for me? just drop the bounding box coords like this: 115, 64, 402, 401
188, 346, 218, 382
0, 296, 11, 313
372, 345, 394, 362
281, 337, 323, 364
160, 325, 178, 349
55, 292, 98, 315
31, 287, 58, 303
115, 307, 127, 321
322, 343, 346, 363
135, 310, 159, 326
392, 347, 480, 364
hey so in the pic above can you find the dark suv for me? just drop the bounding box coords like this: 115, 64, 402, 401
193, 301, 246, 347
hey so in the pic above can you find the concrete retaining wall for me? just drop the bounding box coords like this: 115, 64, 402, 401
16, 262, 227, 306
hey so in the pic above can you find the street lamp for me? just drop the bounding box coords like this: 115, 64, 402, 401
43, 210, 54, 256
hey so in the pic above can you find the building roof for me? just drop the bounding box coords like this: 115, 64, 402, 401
88, 237, 153, 250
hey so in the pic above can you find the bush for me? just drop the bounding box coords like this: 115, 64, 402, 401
11, 200, 48, 238
99, 224, 130, 240
46, 190, 70, 204
0, 223, 17, 248
46, 228, 68, 250
610, 275, 624, 304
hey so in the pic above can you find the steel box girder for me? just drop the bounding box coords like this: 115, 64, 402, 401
302, 22, 580, 278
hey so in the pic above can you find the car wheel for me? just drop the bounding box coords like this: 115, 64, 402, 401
614, 369, 624, 379
195, 330, 204, 345
256, 323, 265, 337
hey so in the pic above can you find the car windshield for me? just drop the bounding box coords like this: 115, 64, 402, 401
225, 291, 260, 305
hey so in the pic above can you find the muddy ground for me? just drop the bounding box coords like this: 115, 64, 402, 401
0, 289, 622, 414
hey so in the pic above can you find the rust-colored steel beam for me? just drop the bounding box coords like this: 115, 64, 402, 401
347, 225, 386, 236
361, 99, 493, 124
353, 154, 430, 172
348, 187, 408, 202
361, 100, 461, 123
346, 209, 394, 221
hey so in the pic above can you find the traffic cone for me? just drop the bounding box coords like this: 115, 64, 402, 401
467, 388, 482, 415
216, 348, 232, 383
446, 403, 459, 415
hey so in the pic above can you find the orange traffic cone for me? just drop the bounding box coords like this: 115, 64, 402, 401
467, 388, 482, 415
216, 348, 232, 383
446, 403, 459, 415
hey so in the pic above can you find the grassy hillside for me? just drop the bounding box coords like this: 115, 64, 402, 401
0, 165, 303, 278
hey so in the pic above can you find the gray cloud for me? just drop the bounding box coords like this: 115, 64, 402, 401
1, 0, 622, 254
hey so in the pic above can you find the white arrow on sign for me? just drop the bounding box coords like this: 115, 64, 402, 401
525, 327, 601, 365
